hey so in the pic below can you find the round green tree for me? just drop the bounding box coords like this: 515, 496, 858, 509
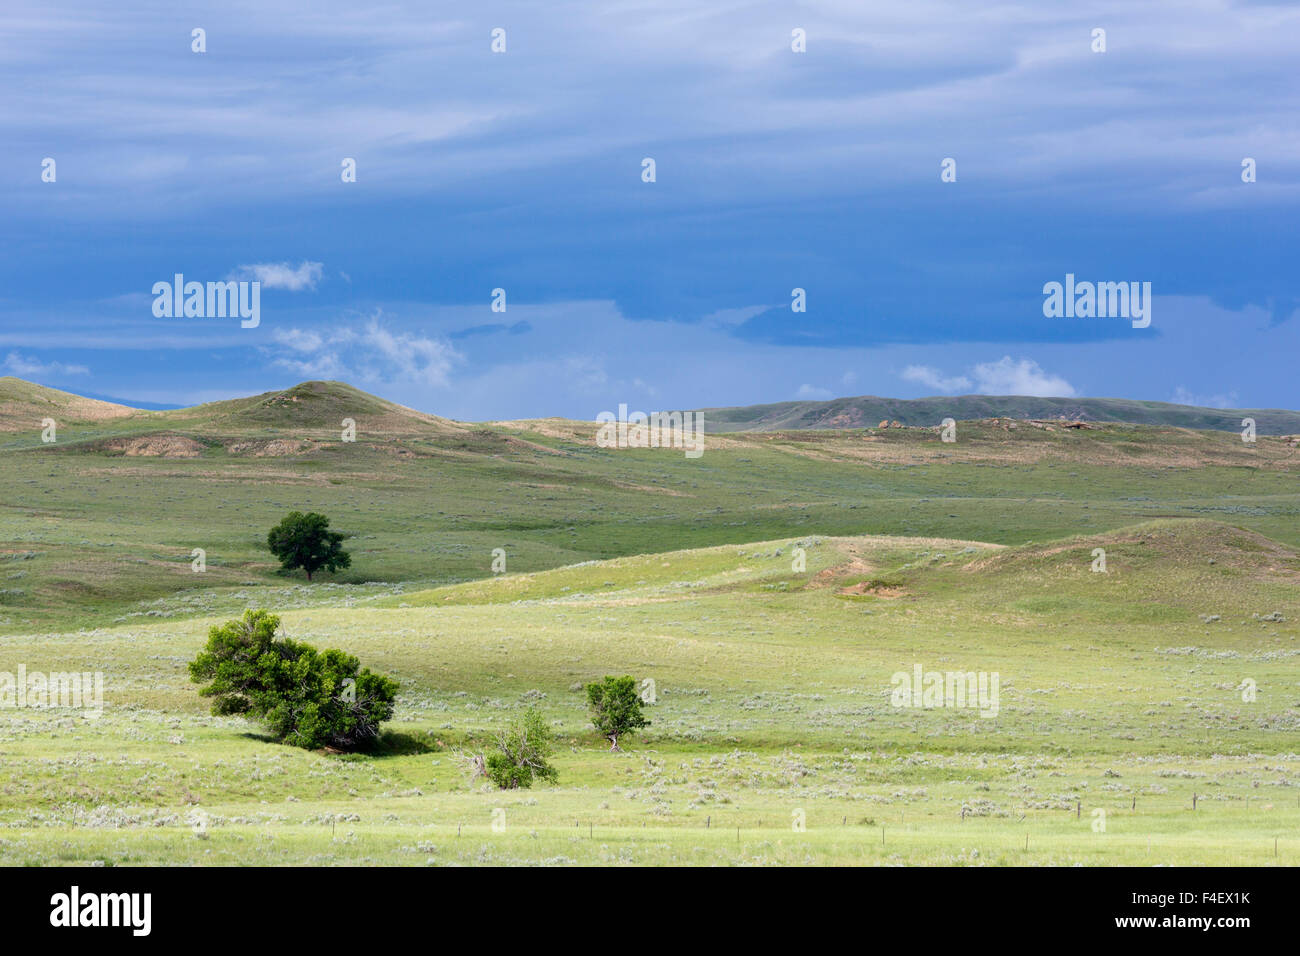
586, 675, 650, 751
267, 511, 351, 581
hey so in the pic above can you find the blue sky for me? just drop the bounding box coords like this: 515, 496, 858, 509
2, 0, 1297, 419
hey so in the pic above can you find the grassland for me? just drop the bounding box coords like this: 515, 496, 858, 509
0, 379, 1296, 634
0, 378, 1296, 865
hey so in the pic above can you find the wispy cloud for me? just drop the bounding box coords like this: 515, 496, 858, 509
232, 261, 325, 292
269, 314, 459, 387
6, 1, 1296, 213
902, 364, 973, 393
4, 352, 89, 377
795, 383, 833, 400
1170, 386, 1240, 409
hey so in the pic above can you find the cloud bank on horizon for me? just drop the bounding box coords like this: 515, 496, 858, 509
1, 0, 1296, 419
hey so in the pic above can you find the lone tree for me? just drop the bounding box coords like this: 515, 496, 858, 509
189, 609, 397, 750
267, 511, 350, 581
586, 675, 649, 751
462, 708, 558, 789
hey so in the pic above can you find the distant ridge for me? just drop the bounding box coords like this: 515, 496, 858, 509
697, 394, 1300, 435
3, 377, 1297, 435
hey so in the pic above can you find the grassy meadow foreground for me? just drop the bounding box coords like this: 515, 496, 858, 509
1, 523, 1297, 866
0, 378, 1296, 865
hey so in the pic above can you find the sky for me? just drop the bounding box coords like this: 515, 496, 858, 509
2, 0, 1297, 420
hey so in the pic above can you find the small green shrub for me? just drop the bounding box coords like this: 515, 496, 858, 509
484, 708, 557, 789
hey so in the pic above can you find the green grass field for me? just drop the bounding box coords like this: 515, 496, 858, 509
0, 379, 1296, 865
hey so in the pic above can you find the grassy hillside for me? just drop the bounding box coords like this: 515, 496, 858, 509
0, 380, 1296, 634
0, 377, 134, 431
700, 393, 1300, 434
0, 378, 465, 441
151, 380, 464, 435
1, 520, 1295, 865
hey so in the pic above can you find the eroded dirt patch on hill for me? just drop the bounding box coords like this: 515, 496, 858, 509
809, 554, 875, 588
225, 439, 311, 456
837, 581, 908, 598
100, 435, 204, 458
610, 481, 695, 497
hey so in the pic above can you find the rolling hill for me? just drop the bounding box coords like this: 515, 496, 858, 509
0, 378, 466, 438
0, 376, 135, 431
150, 380, 465, 435
698, 393, 1300, 434
0, 375, 1296, 633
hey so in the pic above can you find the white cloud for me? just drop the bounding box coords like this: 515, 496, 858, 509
970, 356, 1075, 397
269, 315, 459, 387
272, 328, 325, 352
901, 357, 1074, 397
795, 383, 833, 400
1170, 386, 1239, 409
4, 352, 89, 377
360, 319, 460, 387
233, 261, 324, 292
901, 364, 973, 393
701, 305, 771, 331
271, 351, 348, 381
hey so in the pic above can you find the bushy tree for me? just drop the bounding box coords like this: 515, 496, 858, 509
470, 708, 558, 790
586, 675, 649, 751
267, 511, 351, 581
189, 609, 397, 750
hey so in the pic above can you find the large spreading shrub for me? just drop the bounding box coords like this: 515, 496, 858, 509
189, 609, 397, 750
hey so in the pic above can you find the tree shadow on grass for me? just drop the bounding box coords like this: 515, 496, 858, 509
237, 731, 280, 745
360, 730, 438, 757
235, 729, 437, 759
